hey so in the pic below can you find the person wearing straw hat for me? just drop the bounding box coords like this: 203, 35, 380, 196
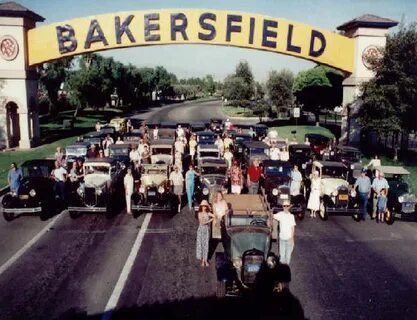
196, 200, 214, 267
273, 199, 296, 265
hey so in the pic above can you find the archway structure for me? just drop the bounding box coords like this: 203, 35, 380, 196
0, 2, 398, 148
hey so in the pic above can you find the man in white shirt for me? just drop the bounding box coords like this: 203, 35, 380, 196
51, 160, 68, 202
273, 199, 296, 265
174, 138, 185, 155
169, 166, 184, 212
176, 125, 185, 138
129, 146, 141, 170
124, 167, 134, 214
269, 145, 281, 161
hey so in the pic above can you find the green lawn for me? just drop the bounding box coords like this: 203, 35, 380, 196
222, 105, 253, 117
269, 125, 335, 143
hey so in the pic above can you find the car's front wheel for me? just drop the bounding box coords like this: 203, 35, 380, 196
3, 211, 15, 222
319, 201, 328, 221
384, 208, 395, 225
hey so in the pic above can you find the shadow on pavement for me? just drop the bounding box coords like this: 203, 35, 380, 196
56, 289, 307, 320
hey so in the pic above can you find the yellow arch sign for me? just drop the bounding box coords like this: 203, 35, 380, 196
28, 9, 355, 73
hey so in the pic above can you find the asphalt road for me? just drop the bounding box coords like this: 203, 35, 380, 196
0, 100, 416, 320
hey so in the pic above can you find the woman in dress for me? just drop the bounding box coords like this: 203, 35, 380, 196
196, 200, 214, 267
307, 170, 321, 218
124, 167, 134, 215
185, 164, 198, 209
213, 191, 228, 226
54, 147, 64, 165
189, 134, 197, 161
229, 160, 243, 194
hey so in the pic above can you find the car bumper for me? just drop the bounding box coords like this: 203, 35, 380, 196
272, 205, 304, 214
131, 204, 171, 212
327, 207, 360, 214
2, 206, 42, 213
67, 206, 106, 212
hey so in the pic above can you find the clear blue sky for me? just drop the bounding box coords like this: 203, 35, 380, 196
17, 0, 417, 81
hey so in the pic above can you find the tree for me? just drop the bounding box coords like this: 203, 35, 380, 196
293, 66, 343, 123
234, 60, 254, 99
222, 75, 251, 106
254, 82, 265, 101
266, 69, 294, 115
357, 23, 417, 153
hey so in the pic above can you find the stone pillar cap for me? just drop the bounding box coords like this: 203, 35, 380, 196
337, 14, 398, 31
0, 1, 44, 21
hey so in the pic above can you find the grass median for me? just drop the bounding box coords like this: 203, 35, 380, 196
268, 125, 335, 143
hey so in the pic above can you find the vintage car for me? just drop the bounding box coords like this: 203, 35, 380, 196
190, 121, 207, 133
254, 124, 268, 139
108, 117, 125, 132
108, 144, 131, 165
374, 166, 417, 224
1, 159, 60, 221
82, 131, 105, 147
150, 139, 174, 165
289, 144, 313, 170
123, 130, 143, 145
67, 158, 125, 218
242, 141, 270, 170
196, 144, 220, 164
230, 133, 252, 156
131, 163, 176, 214
215, 194, 276, 297
261, 160, 306, 220
330, 145, 363, 184
195, 131, 216, 145
305, 133, 330, 157
310, 161, 360, 220
210, 118, 224, 134
195, 158, 229, 206
64, 142, 90, 169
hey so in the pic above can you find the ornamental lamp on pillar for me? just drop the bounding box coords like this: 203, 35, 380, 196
337, 14, 398, 146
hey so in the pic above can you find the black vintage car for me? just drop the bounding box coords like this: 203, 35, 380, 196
190, 121, 207, 133
108, 143, 131, 165
230, 132, 252, 157
374, 166, 417, 224
261, 160, 306, 220
1, 159, 60, 221
64, 141, 90, 169
195, 159, 229, 207
254, 124, 268, 139
210, 118, 224, 134
68, 158, 125, 218
242, 141, 270, 171
289, 144, 313, 170
305, 133, 330, 158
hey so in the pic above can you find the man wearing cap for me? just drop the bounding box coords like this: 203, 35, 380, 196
354, 168, 372, 220
170, 166, 184, 213
247, 159, 263, 194
371, 170, 389, 219
273, 199, 296, 265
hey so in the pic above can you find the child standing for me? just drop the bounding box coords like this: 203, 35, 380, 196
377, 188, 388, 223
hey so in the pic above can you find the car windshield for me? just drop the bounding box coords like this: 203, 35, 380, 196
144, 169, 167, 175
229, 231, 270, 260
199, 151, 219, 158
152, 147, 172, 155
235, 136, 251, 143
265, 165, 291, 176
198, 135, 214, 142
341, 151, 361, 161
201, 166, 227, 176
85, 165, 110, 175
321, 166, 345, 178
22, 164, 50, 178
250, 148, 268, 155
109, 148, 129, 156
202, 175, 227, 186
388, 179, 409, 193
66, 146, 87, 155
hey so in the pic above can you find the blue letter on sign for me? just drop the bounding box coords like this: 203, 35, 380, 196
115, 15, 136, 44
56, 25, 78, 54
199, 13, 216, 41
171, 13, 189, 41
286, 24, 301, 54
262, 19, 278, 48
84, 19, 109, 49
144, 13, 160, 41
309, 30, 326, 57
226, 15, 242, 42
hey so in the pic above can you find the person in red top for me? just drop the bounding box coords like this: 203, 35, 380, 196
247, 158, 263, 194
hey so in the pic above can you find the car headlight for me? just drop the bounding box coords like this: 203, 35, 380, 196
96, 188, 103, 196
77, 187, 84, 196
320, 150, 324, 155
139, 186, 145, 193
398, 196, 404, 203
330, 151, 334, 155
332, 190, 338, 197
272, 188, 279, 196
233, 258, 242, 269
158, 186, 165, 194
203, 188, 209, 195
302, 164, 307, 169
29, 189, 36, 197
350, 164, 355, 170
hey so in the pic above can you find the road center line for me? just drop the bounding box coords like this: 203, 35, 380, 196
0, 213, 62, 276
101, 212, 152, 320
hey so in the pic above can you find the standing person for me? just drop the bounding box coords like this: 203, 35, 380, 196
229, 160, 243, 194
153, 125, 159, 140
87, 145, 98, 158
51, 160, 67, 202
54, 147, 64, 165
354, 168, 372, 220
115, 136, 124, 145
224, 118, 232, 131
124, 167, 134, 215
280, 146, 290, 161
247, 158, 262, 194
269, 143, 281, 161
273, 199, 296, 265
69, 158, 84, 191
223, 134, 233, 152
367, 155, 381, 170
215, 135, 225, 156
169, 165, 184, 212
212, 191, 228, 226
371, 170, 389, 219
223, 147, 233, 169
174, 137, 185, 155
95, 121, 101, 132
376, 188, 388, 223
126, 119, 133, 133
141, 145, 151, 164
307, 171, 321, 218
248, 127, 256, 139
185, 164, 198, 209
189, 134, 197, 161
7, 162, 23, 195
176, 125, 185, 138
174, 151, 183, 172
97, 149, 105, 158
196, 200, 214, 268
129, 145, 141, 170
290, 165, 303, 196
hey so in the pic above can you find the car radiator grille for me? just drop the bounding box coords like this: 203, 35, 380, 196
243, 254, 263, 285
85, 187, 97, 206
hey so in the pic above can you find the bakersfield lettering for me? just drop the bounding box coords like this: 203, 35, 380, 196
56, 12, 326, 57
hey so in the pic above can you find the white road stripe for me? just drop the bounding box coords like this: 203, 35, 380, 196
101, 212, 152, 320
0, 214, 62, 276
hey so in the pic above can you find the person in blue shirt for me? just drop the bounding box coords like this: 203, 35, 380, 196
354, 168, 372, 220
7, 162, 23, 195
185, 164, 199, 210
377, 188, 388, 223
